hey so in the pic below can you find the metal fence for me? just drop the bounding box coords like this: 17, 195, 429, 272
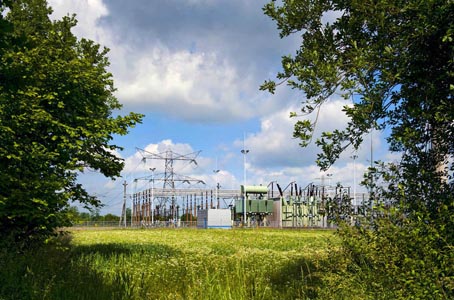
70, 220, 337, 229
71, 221, 199, 229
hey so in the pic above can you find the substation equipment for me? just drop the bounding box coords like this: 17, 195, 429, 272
123, 148, 360, 228
233, 182, 354, 228
123, 147, 239, 227
128, 182, 357, 228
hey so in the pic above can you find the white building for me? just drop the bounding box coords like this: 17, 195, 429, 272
197, 208, 232, 229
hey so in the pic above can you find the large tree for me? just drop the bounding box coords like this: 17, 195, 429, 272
0, 0, 142, 246
262, 0, 453, 297
262, 0, 453, 209
262, 0, 453, 173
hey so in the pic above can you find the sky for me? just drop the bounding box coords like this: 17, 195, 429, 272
48, 0, 397, 215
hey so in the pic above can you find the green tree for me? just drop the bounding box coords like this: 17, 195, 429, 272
65, 206, 81, 224
103, 213, 120, 222
78, 212, 91, 222
0, 0, 142, 247
262, 0, 453, 298
89, 208, 101, 221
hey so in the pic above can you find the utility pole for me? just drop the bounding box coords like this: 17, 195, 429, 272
370, 130, 374, 211
351, 154, 358, 207
213, 169, 220, 208
119, 180, 127, 227
150, 167, 156, 225
241, 148, 249, 226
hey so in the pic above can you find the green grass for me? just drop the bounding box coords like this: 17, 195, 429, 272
0, 228, 337, 300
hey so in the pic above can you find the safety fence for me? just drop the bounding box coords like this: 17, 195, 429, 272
70, 220, 337, 229
71, 221, 198, 229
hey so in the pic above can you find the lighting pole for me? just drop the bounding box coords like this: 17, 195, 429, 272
369, 130, 374, 210
150, 167, 156, 225
326, 173, 333, 187
213, 169, 220, 208
122, 181, 127, 227
241, 149, 249, 226
351, 155, 358, 206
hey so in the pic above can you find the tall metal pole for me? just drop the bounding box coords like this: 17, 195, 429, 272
326, 173, 333, 187
150, 167, 156, 225
123, 180, 127, 227
213, 169, 220, 208
241, 149, 249, 226
351, 155, 358, 206
130, 193, 133, 226
370, 130, 373, 169
370, 130, 374, 210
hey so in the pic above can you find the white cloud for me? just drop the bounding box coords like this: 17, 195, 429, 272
231, 97, 393, 192
48, 0, 289, 123
242, 97, 353, 169
49, 0, 109, 42
113, 46, 260, 122
121, 140, 198, 176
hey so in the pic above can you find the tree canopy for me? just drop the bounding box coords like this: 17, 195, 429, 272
262, 0, 454, 297
262, 0, 454, 222
262, 0, 453, 173
0, 0, 143, 246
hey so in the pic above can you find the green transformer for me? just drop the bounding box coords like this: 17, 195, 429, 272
234, 185, 273, 224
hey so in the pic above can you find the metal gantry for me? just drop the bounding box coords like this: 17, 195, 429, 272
131, 148, 216, 225
131, 187, 240, 226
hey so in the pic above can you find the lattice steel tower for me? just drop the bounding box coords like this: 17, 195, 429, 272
137, 148, 203, 189
136, 148, 205, 220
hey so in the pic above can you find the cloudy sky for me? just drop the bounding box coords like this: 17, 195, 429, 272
48, 0, 395, 215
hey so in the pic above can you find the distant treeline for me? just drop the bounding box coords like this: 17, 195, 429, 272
67, 206, 121, 223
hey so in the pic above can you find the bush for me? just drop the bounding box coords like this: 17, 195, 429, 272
320, 215, 454, 300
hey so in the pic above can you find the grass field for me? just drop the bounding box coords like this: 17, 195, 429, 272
0, 228, 337, 300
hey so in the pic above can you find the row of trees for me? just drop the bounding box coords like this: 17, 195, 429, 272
66, 207, 120, 223
66, 207, 198, 225
262, 0, 453, 298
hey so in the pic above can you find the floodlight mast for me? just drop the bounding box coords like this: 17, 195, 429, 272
351, 154, 358, 207
241, 149, 249, 226
119, 180, 127, 227
150, 167, 156, 224
213, 169, 220, 208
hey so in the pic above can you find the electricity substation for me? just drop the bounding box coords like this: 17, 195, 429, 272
119, 148, 367, 229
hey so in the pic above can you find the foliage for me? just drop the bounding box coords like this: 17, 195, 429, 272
104, 213, 121, 222
262, 0, 454, 298
262, 0, 454, 171
0, 229, 335, 300
66, 206, 120, 223
0, 0, 143, 248
320, 219, 454, 299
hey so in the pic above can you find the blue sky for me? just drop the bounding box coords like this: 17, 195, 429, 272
49, 0, 397, 215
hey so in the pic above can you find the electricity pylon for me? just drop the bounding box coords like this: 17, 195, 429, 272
136, 148, 205, 220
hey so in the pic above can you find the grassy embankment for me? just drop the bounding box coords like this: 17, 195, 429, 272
0, 228, 338, 300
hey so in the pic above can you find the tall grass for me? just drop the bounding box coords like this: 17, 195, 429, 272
0, 228, 336, 300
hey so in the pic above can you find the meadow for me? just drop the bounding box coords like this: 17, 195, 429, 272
0, 228, 338, 300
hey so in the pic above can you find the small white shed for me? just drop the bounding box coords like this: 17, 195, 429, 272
197, 208, 232, 229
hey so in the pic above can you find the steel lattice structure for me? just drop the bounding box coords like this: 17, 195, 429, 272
136, 147, 204, 189
132, 147, 207, 222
